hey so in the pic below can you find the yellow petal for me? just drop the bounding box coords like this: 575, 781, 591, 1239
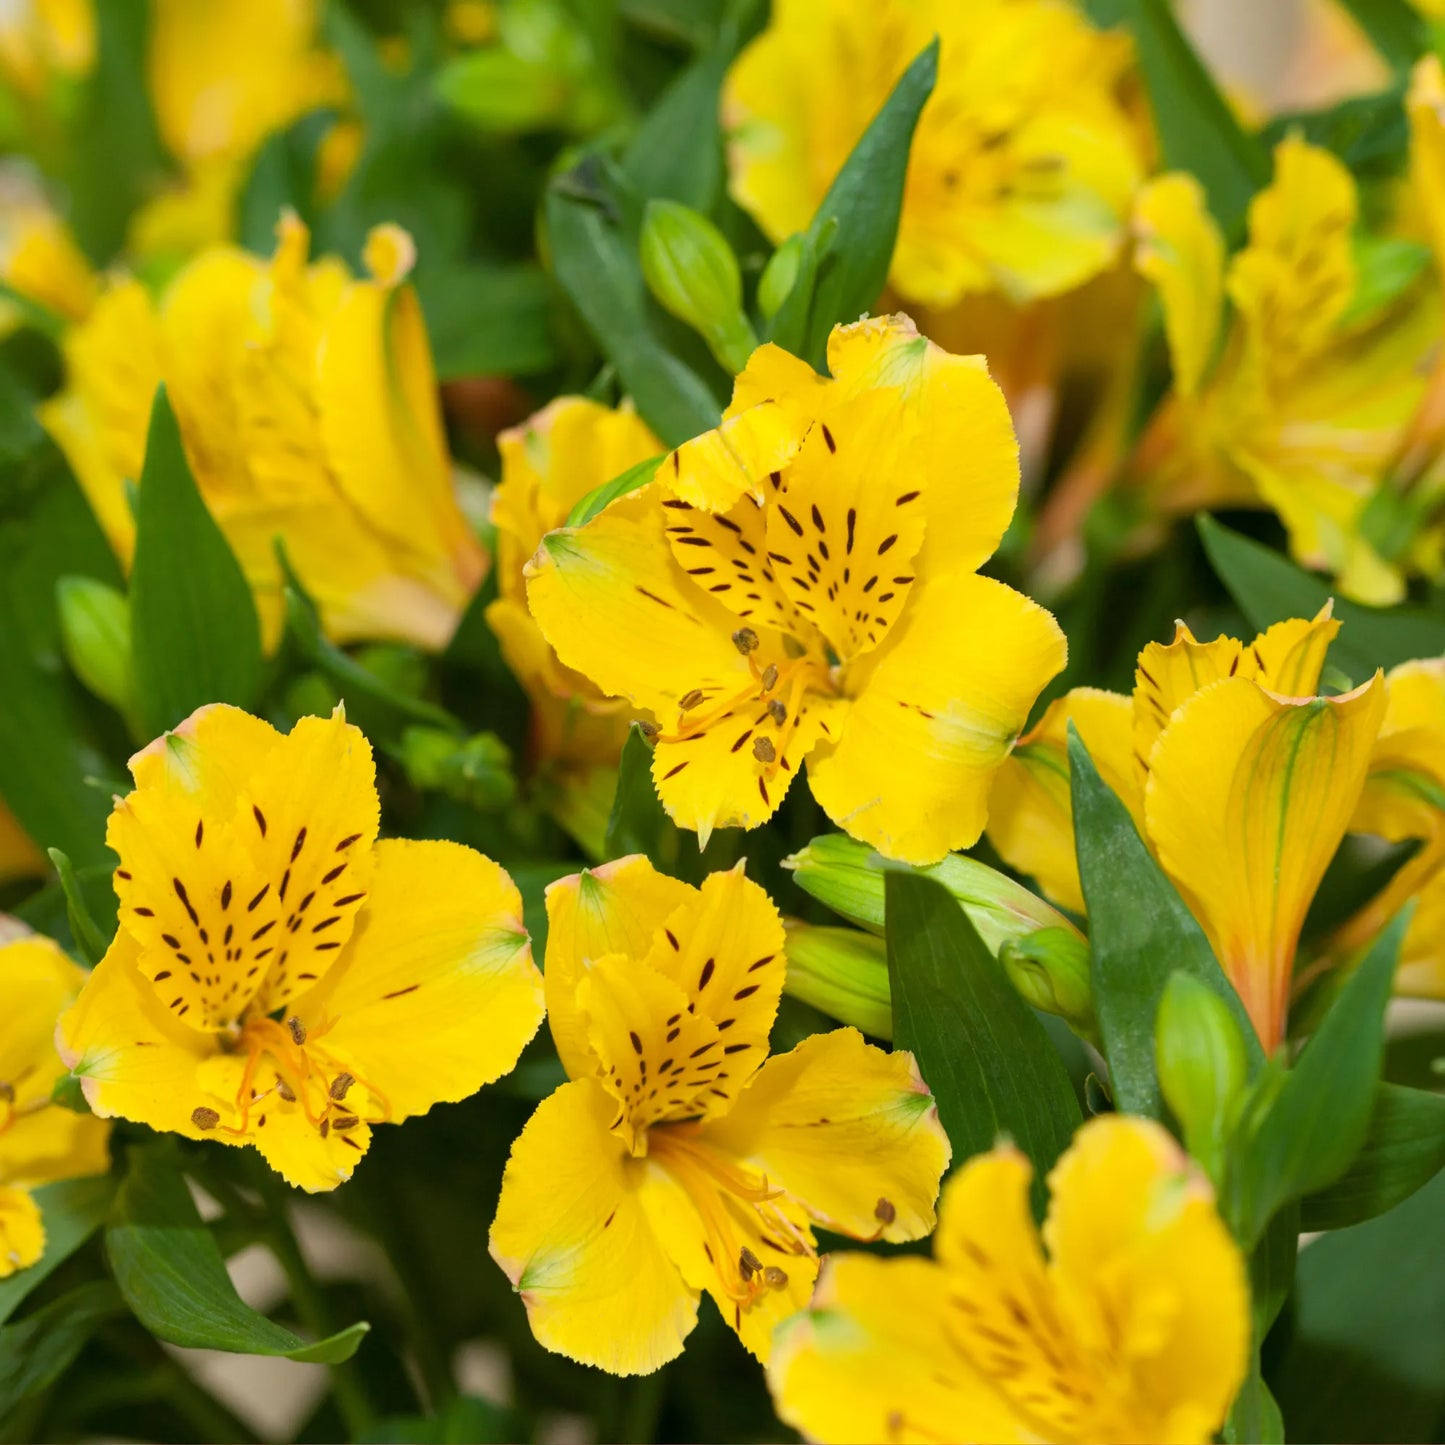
1, 204, 97, 321
666, 396, 808, 514
1043, 1116, 1250, 1445
293, 839, 542, 1120
1408, 56, 1445, 274
0, 937, 112, 1186
489, 1077, 697, 1375
0, 799, 44, 885
1132, 174, 1224, 399
1248, 604, 1339, 698
986, 687, 1136, 914
698, 1027, 949, 1242
542, 858, 694, 1081
826, 314, 1021, 581
1133, 621, 1246, 769
0, 1186, 44, 1279
1145, 673, 1386, 1048
768, 1252, 1028, 1445
1355, 658, 1445, 840
808, 572, 1067, 864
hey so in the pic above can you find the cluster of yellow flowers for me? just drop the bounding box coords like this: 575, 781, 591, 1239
5, 0, 1445, 1441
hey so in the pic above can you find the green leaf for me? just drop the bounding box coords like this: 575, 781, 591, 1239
361, 1394, 523, 1444
1340, 235, 1431, 328
1334, 0, 1426, 71
1274, 1169, 1445, 1443
566, 454, 665, 528
1226, 912, 1407, 1247
1198, 514, 1445, 678
884, 872, 1080, 1211
45, 848, 111, 967
129, 386, 263, 737
1260, 87, 1410, 186
1301, 1081, 1445, 1231
106, 1149, 369, 1362
1224, 1361, 1284, 1445
414, 263, 561, 380
0, 1281, 126, 1418
546, 152, 725, 446
1087, 0, 1267, 236
0, 1176, 115, 1327
1068, 727, 1261, 1118
766, 40, 938, 368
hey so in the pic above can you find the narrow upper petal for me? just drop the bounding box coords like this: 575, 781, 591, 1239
808, 572, 1067, 864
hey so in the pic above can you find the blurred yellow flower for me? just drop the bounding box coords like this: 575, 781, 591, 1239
1132, 137, 1437, 604
768, 1115, 1249, 1445
41, 214, 487, 651
1, 931, 113, 1278
724, 0, 1142, 307
0, 0, 92, 97
987, 607, 1385, 1048
57, 703, 544, 1192
490, 854, 950, 1374
488, 397, 659, 850
525, 315, 1066, 863
0, 198, 96, 324
0, 799, 45, 885
1330, 658, 1445, 998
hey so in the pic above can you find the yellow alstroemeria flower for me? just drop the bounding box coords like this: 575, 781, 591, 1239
525, 315, 1067, 863
57, 703, 544, 1193
1, 931, 112, 1278
1329, 658, 1445, 997
987, 606, 1385, 1048
0, 0, 93, 97
724, 0, 1142, 307
489, 854, 951, 1375
1132, 136, 1437, 605
768, 1114, 1250, 1445
488, 397, 661, 851
0, 198, 97, 326
41, 214, 486, 651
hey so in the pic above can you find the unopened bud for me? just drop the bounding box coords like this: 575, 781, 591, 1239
1155, 972, 1248, 1183
56, 576, 133, 716
640, 199, 757, 373
1001, 927, 1097, 1047
758, 233, 805, 320
400, 726, 516, 812
782, 920, 893, 1040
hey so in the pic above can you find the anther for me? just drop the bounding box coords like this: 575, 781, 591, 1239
760, 663, 778, 692
875, 1196, 896, 1225
731, 627, 760, 655
329, 1073, 355, 1101
286, 1016, 307, 1045
191, 1106, 220, 1131
763, 1266, 789, 1290
637, 720, 659, 741
752, 736, 776, 763
767, 699, 787, 725
331, 1115, 359, 1131
679, 689, 704, 711
276, 1078, 296, 1102
739, 1246, 763, 1281
0, 1082, 12, 1104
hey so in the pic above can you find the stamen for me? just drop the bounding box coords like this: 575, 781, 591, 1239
752, 737, 776, 763
192, 1106, 220, 1130
875, 1196, 897, 1225
763, 1265, 789, 1289
679, 689, 704, 711
329, 1073, 355, 1101
760, 663, 778, 692
731, 627, 760, 655
739, 1246, 762, 1281
767, 699, 787, 725
286, 1016, 307, 1045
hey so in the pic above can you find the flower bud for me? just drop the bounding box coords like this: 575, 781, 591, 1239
640, 200, 757, 373
401, 727, 516, 812
782, 921, 892, 1040
56, 576, 133, 715
1155, 972, 1249, 1182
757, 233, 804, 319
1000, 927, 1097, 1046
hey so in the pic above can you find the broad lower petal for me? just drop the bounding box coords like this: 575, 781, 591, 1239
1145, 673, 1386, 1048
489, 1078, 697, 1376
0, 1186, 44, 1279
768, 1253, 1027, 1445
808, 573, 1067, 864
698, 1027, 949, 1242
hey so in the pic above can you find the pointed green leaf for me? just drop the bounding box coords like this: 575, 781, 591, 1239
885, 872, 1080, 1211
1068, 726, 1261, 1118
129, 386, 263, 737
45, 848, 110, 967
106, 1149, 368, 1363
566, 454, 664, 528
0, 1281, 126, 1418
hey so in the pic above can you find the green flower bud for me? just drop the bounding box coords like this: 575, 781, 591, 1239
640, 199, 757, 373
1155, 972, 1249, 1183
56, 576, 133, 715
1000, 927, 1097, 1047
782, 921, 892, 1040
758, 233, 804, 319
402, 727, 516, 813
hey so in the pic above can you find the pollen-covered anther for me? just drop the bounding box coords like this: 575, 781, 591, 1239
276, 1077, 297, 1103
739, 1245, 763, 1282
286, 1015, 307, 1045
329, 1072, 355, 1101
767, 699, 787, 725
679, 688, 704, 711
731, 627, 760, 655
330, 1114, 360, 1131
762, 1265, 789, 1289
191, 1106, 220, 1130
874, 1196, 896, 1225
637, 720, 660, 741
752, 736, 776, 763
760, 663, 778, 692
0, 1082, 13, 1105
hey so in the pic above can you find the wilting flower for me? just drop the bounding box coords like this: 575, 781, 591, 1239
488, 397, 660, 851
1329, 658, 1445, 997
41, 215, 486, 650
1, 930, 112, 1278
525, 315, 1066, 863
724, 0, 1142, 307
0, 0, 93, 98
1131, 135, 1437, 604
58, 704, 544, 1192
768, 1115, 1249, 1445
489, 854, 950, 1374
987, 607, 1385, 1048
